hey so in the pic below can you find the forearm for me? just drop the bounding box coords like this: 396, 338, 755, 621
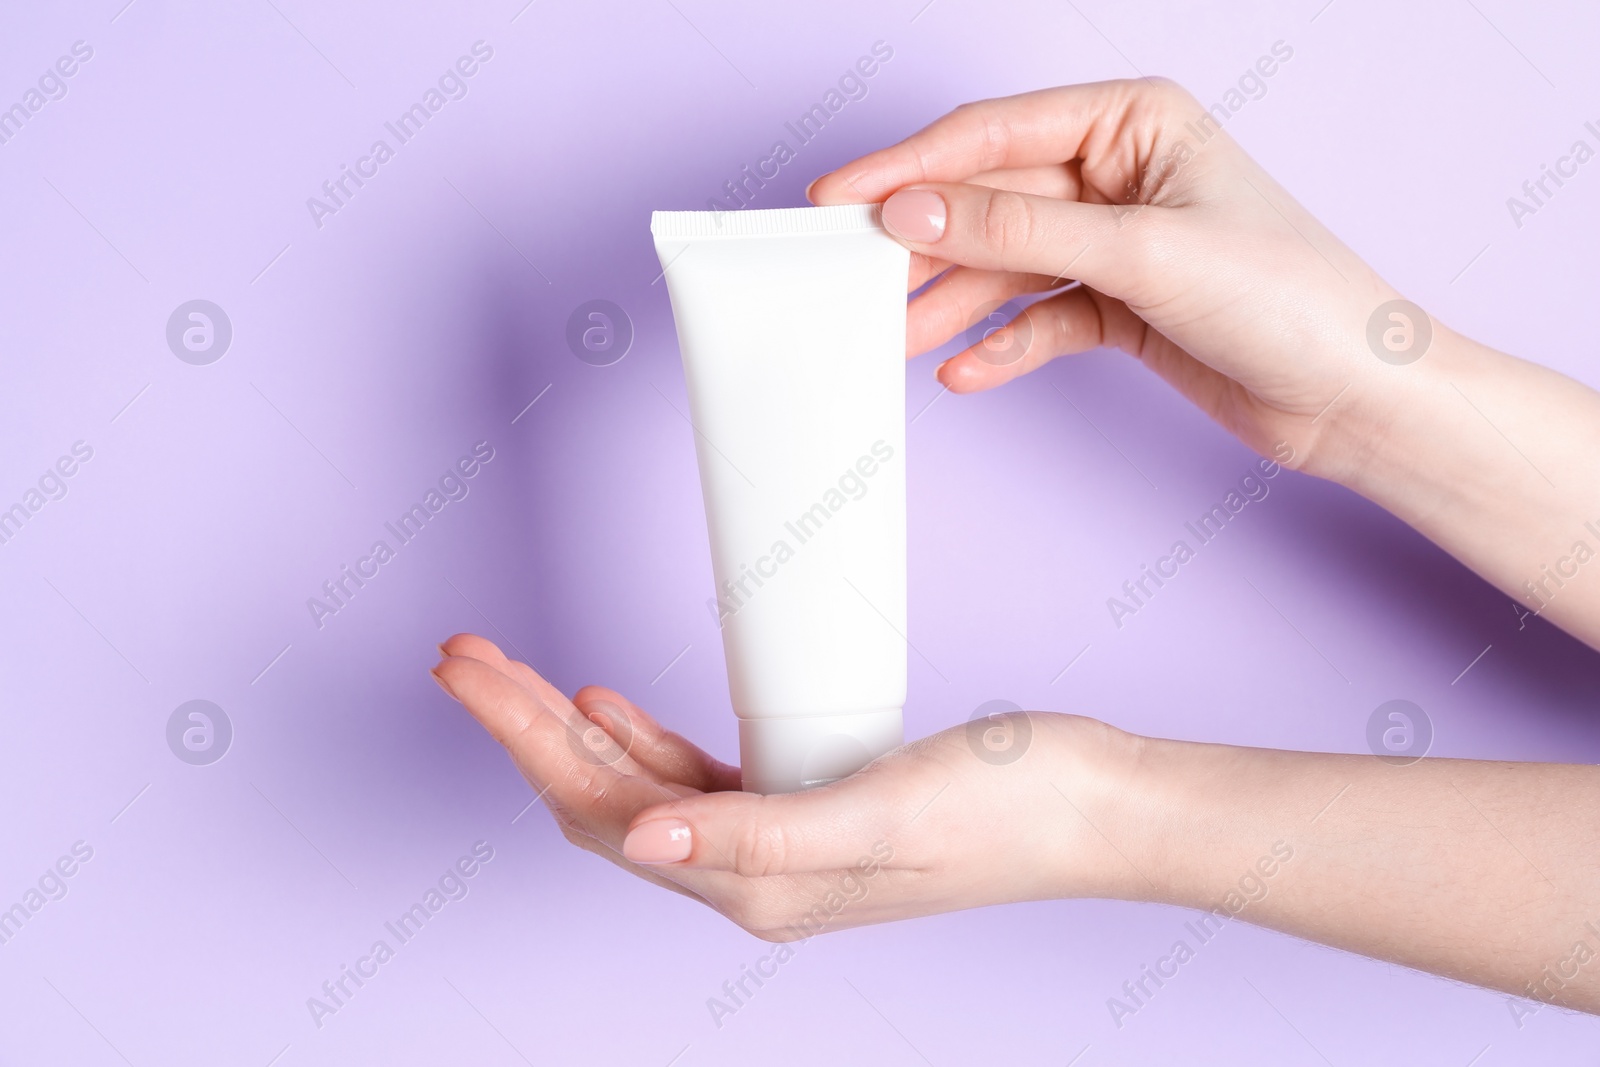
1108, 733, 1600, 1010
1323, 329, 1600, 648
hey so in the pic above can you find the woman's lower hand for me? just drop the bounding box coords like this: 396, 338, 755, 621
432, 633, 1150, 939
432, 634, 1600, 1014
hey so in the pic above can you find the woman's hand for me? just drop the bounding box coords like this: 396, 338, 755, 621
812, 78, 1600, 650
431, 634, 1150, 939
808, 78, 1407, 483
432, 634, 1600, 1014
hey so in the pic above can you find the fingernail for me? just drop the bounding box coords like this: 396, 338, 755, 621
430, 668, 457, 700
881, 188, 946, 244
436, 643, 450, 660
622, 818, 693, 864
804, 175, 821, 202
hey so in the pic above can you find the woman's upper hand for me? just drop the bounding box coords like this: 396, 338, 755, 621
808, 78, 1411, 483
432, 634, 1150, 940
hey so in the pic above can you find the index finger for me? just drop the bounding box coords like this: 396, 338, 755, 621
808, 79, 1177, 204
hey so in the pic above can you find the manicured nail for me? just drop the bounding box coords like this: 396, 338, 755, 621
622, 818, 693, 864
430, 668, 457, 700
804, 175, 822, 202
881, 188, 946, 244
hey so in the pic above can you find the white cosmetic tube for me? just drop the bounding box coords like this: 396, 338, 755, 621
651, 204, 910, 794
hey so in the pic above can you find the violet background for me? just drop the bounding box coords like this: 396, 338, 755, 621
2, 0, 1599, 1063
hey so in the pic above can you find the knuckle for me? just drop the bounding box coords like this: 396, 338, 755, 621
1140, 74, 1183, 99
580, 765, 613, 807
729, 813, 789, 878
979, 189, 1038, 267
971, 106, 1009, 171
487, 690, 545, 753
1137, 75, 1199, 115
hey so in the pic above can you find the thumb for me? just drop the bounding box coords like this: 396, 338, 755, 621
878, 182, 1159, 299
620, 785, 893, 876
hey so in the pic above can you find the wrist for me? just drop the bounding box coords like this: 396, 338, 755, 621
1039, 716, 1213, 906
1084, 729, 1311, 913
1289, 321, 1528, 524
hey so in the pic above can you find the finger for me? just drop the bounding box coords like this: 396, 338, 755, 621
816, 161, 1088, 215
879, 182, 1161, 302
573, 685, 742, 793
433, 655, 669, 836
802, 183, 947, 292
437, 633, 606, 747
438, 632, 554, 697
434, 650, 772, 910
618, 775, 902, 876
966, 161, 1086, 201
906, 265, 1063, 358
439, 632, 518, 675
557, 819, 714, 904
805, 185, 945, 292
936, 285, 1142, 393
1128, 329, 1250, 436
808, 80, 1180, 202
800, 174, 947, 292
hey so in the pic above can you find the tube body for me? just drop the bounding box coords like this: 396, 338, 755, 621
651, 204, 909, 794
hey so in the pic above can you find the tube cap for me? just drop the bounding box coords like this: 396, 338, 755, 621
738, 708, 904, 794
